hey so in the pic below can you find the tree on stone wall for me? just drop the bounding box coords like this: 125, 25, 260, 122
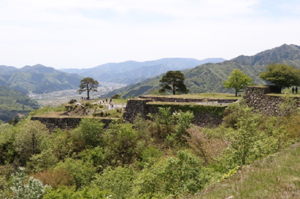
259, 63, 300, 90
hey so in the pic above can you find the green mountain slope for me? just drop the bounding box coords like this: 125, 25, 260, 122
106, 44, 300, 98
0, 85, 40, 122
61, 58, 225, 84
0, 64, 83, 94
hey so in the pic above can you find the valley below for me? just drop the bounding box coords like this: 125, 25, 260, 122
28, 82, 126, 107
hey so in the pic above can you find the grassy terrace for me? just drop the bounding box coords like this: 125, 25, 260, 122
266, 93, 300, 97
199, 143, 300, 199
142, 93, 241, 99
147, 101, 227, 107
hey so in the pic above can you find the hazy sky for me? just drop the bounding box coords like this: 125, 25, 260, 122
1, 0, 300, 69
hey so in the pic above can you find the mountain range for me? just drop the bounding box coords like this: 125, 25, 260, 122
105, 44, 300, 98
0, 64, 83, 94
60, 58, 225, 84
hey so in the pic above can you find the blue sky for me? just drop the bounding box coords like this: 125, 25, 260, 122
1, 0, 300, 69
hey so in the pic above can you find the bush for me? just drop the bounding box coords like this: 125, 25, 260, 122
133, 150, 210, 197
55, 158, 96, 190
111, 94, 121, 99
92, 166, 135, 198
68, 99, 76, 104
9, 167, 51, 199
44, 186, 111, 199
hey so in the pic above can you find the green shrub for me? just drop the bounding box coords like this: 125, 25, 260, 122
68, 99, 76, 104
55, 158, 96, 190
44, 186, 111, 199
133, 150, 210, 197
92, 166, 135, 199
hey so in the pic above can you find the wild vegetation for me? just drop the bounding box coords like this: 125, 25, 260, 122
1, 94, 300, 198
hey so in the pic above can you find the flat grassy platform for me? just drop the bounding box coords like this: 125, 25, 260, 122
142, 93, 241, 99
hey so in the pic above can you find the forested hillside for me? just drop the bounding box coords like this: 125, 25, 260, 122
0, 64, 83, 94
0, 97, 300, 198
0, 86, 39, 122
106, 44, 300, 98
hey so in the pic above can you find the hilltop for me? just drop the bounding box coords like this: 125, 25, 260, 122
105, 44, 300, 98
0, 64, 83, 94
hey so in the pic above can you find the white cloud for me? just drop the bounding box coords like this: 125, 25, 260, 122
1, 0, 300, 68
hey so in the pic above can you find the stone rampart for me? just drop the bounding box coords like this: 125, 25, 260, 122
244, 86, 300, 115
123, 98, 227, 127
31, 116, 114, 132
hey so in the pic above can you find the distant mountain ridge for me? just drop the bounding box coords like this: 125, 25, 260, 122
0, 64, 83, 94
105, 44, 300, 98
60, 58, 225, 84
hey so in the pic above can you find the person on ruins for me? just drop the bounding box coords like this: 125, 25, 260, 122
292, 87, 295, 94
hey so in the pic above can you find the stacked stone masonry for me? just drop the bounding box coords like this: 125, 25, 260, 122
31, 117, 113, 132
123, 96, 236, 127
244, 86, 300, 115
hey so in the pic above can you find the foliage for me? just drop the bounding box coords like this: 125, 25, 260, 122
225, 107, 260, 165
28, 149, 58, 172
185, 127, 228, 165
78, 77, 99, 100
159, 70, 189, 95
223, 69, 253, 96
279, 93, 298, 116
44, 186, 111, 199
133, 150, 210, 197
111, 94, 121, 99
223, 101, 253, 128
9, 167, 51, 199
259, 63, 300, 89
55, 158, 96, 190
103, 123, 140, 166
92, 166, 135, 199
173, 110, 194, 140
68, 99, 76, 104
33, 169, 73, 189
72, 119, 104, 149
13, 121, 50, 166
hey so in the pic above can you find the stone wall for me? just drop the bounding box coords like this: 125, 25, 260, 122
31, 116, 114, 132
244, 86, 300, 115
123, 99, 227, 127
